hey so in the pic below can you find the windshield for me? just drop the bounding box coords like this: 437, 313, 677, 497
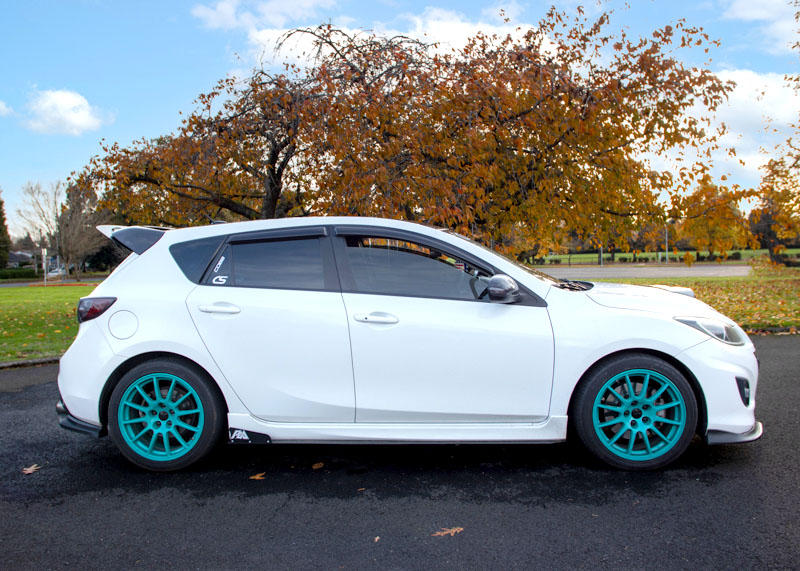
441, 229, 562, 285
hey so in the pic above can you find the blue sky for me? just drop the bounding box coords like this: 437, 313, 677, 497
1, 0, 797, 236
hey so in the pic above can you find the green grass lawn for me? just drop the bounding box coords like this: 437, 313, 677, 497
595, 265, 800, 332
0, 267, 797, 364
0, 285, 96, 363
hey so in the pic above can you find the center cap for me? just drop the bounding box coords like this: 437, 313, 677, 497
158, 410, 169, 421
632, 409, 643, 419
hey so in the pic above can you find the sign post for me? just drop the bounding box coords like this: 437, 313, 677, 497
42, 248, 47, 286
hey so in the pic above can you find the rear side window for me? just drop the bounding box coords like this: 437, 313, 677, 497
206, 238, 326, 290
169, 236, 225, 283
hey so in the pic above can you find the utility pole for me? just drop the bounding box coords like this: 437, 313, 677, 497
665, 224, 669, 263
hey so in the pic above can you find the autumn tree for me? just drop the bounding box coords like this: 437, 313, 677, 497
752, 149, 800, 260
297, 13, 734, 256
675, 175, 755, 260
87, 9, 737, 258
85, 71, 315, 226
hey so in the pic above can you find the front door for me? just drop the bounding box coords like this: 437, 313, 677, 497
332, 231, 554, 423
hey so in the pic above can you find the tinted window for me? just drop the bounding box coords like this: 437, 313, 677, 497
341, 236, 489, 300
170, 236, 224, 283
231, 238, 325, 290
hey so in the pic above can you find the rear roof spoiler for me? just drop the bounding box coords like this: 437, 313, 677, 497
97, 225, 170, 254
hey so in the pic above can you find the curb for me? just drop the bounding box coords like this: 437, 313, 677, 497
0, 357, 60, 370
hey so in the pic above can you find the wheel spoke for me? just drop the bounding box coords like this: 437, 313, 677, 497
122, 401, 149, 413
131, 426, 150, 442
597, 403, 623, 412
624, 375, 635, 400
656, 417, 681, 426
647, 384, 668, 403
176, 408, 201, 416
608, 387, 628, 404
162, 433, 170, 455
609, 426, 629, 446
173, 392, 192, 406
174, 419, 201, 433
147, 432, 158, 453
626, 431, 636, 454
122, 416, 146, 425
654, 402, 679, 412
170, 428, 188, 447
152, 376, 160, 402
640, 373, 650, 399
642, 430, 653, 454
598, 417, 625, 428
650, 426, 670, 443
135, 385, 153, 404
166, 378, 177, 402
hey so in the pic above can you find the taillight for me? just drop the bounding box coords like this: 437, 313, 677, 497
77, 297, 117, 323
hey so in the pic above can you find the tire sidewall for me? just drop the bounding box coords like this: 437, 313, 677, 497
574, 354, 698, 470
108, 359, 225, 471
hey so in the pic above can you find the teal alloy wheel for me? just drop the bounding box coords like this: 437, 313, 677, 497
592, 369, 686, 461
109, 358, 225, 471
573, 354, 698, 470
117, 373, 205, 461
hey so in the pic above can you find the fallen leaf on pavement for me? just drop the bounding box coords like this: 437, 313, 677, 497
374, 536, 380, 543
22, 464, 41, 475
431, 527, 463, 537
312, 462, 324, 470
249, 472, 266, 480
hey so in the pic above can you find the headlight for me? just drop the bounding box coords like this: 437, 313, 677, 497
674, 316, 747, 346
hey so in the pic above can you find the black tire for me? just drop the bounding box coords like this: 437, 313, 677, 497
572, 353, 698, 470
108, 358, 225, 471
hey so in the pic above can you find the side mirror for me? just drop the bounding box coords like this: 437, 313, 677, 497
487, 274, 521, 304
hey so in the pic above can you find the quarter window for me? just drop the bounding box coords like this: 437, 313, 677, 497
340, 235, 490, 300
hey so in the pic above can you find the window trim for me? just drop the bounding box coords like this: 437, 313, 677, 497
331, 225, 546, 306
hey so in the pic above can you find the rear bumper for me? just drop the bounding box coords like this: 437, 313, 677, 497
56, 400, 105, 438
706, 421, 763, 445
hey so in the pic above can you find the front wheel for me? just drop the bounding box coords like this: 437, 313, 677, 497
573, 354, 698, 470
108, 359, 225, 471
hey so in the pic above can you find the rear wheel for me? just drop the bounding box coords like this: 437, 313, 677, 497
108, 359, 225, 471
573, 354, 698, 470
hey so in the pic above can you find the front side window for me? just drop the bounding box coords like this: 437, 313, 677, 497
206, 238, 326, 290
340, 235, 490, 300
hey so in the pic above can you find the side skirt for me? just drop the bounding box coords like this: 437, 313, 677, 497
226, 413, 569, 444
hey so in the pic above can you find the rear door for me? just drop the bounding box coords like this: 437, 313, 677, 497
186, 228, 355, 423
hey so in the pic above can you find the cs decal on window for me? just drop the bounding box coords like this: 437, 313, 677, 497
212, 275, 228, 285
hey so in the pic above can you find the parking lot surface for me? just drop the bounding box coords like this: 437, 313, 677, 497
0, 336, 797, 570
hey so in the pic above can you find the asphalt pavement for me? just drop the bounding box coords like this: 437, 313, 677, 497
0, 336, 797, 570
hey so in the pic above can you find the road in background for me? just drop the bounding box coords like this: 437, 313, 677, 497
545, 264, 751, 280
0, 336, 796, 569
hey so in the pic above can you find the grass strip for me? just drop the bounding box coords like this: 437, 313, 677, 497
0, 285, 96, 363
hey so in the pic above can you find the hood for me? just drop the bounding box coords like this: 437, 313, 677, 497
586, 282, 720, 319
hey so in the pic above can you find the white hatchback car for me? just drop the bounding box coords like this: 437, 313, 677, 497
57, 217, 761, 471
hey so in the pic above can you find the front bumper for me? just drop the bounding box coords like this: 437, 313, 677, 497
56, 400, 105, 438
706, 421, 763, 445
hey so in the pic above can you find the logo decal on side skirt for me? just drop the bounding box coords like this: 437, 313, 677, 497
228, 429, 250, 442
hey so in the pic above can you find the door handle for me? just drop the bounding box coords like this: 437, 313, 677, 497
354, 312, 399, 324
198, 303, 241, 314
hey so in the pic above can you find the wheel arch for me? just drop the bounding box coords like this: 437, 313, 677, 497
98, 351, 229, 430
567, 348, 708, 435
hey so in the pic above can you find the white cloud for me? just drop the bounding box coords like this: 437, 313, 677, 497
722, 0, 796, 55
193, 0, 336, 30
25, 89, 109, 136
0, 100, 12, 116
